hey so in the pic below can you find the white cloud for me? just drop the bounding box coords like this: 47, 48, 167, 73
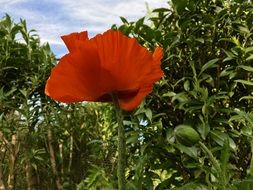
0, 0, 28, 7
55, 0, 168, 32
0, 0, 168, 56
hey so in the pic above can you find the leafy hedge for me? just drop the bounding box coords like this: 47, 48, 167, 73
113, 0, 253, 189
2, 0, 253, 189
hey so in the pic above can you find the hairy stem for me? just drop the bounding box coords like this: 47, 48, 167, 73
111, 93, 126, 190
199, 142, 226, 190
249, 139, 253, 176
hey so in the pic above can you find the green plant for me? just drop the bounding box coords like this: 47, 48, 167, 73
113, 0, 253, 189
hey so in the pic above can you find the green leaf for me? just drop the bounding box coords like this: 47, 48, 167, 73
136, 17, 145, 26
239, 96, 253, 101
245, 46, 253, 53
174, 144, 198, 159
195, 38, 204, 43
222, 49, 236, 60
223, 57, 234, 62
199, 58, 219, 76
184, 80, 190, 91
171, 182, 208, 190
120, 16, 128, 24
231, 36, 241, 46
233, 178, 253, 190
172, 0, 189, 15
153, 8, 170, 13
196, 122, 210, 140
171, 92, 188, 103
210, 130, 236, 151
31, 163, 38, 171
126, 132, 139, 144
220, 139, 230, 177
235, 80, 253, 86
238, 26, 250, 34
162, 91, 176, 97
19, 89, 28, 97
238, 65, 253, 72
145, 108, 152, 123
0, 66, 18, 71
241, 125, 252, 136
246, 54, 253, 61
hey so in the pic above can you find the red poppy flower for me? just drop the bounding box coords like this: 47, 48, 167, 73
45, 29, 163, 111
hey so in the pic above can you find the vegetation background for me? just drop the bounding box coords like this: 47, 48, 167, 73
1, 0, 253, 189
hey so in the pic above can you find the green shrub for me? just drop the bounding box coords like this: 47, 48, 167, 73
115, 0, 253, 189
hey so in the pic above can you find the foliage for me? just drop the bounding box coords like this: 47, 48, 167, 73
2, 0, 253, 189
112, 0, 253, 189
0, 14, 56, 189
0, 14, 116, 189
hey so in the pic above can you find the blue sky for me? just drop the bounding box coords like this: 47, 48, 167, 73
1, 0, 168, 57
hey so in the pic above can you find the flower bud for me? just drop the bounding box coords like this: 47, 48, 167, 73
174, 124, 200, 147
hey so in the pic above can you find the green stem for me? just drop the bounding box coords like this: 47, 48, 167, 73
249, 139, 253, 176
111, 93, 126, 190
199, 142, 226, 190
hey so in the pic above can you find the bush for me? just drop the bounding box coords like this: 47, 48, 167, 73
114, 0, 253, 189
2, 0, 253, 189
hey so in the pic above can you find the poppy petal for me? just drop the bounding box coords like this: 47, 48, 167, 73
119, 47, 164, 111
61, 31, 88, 52
91, 29, 153, 92
46, 29, 163, 111
45, 42, 103, 102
